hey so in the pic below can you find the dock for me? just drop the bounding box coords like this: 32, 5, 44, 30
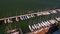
0, 9, 60, 23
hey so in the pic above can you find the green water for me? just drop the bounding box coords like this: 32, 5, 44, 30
0, 0, 60, 34
0, 0, 60, 18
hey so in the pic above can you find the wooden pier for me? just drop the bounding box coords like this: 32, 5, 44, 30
0, 9, 60, 23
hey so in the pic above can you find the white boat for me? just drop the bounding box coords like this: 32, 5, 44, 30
38, 23, 42, 28
11, 31, 19, 34
46, 21, 51, 25
16, 17, 19, 22
49, 20, 56, 24
29, 25, 34, 32
7, 18, 13, 23
35, 24, 40, 29
40, 23, 45, 28
20, 16, 24, 20
32, 25, 36, 30
33, 24, 38, 29
55, 17, 60, 21
42, 21, 47, 27
31, 14, 35, 17
27, 16, 30, 19
44, 21, 50, 27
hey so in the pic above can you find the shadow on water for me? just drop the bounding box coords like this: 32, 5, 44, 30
0, 20, 5, 25
45, 23, 59, 34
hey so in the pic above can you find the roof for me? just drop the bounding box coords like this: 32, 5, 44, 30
53, 29, 60, 34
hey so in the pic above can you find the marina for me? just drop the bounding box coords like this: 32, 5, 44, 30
0, 9, 59, 24
0, 0, 60, 34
